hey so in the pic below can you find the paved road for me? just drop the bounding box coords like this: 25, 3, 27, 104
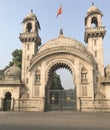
0, 111, 110, 130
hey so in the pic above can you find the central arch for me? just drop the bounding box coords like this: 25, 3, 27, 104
45, 60, 77, 111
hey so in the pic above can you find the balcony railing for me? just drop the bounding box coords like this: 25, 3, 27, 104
85, 26, 106, 33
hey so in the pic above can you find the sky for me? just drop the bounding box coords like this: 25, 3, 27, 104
0, 0, 110, 89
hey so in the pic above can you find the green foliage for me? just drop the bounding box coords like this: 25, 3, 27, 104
9, 49, 22, 69
50, 72, 64, 90
0, 49, 22, 73
0, 69, 4, 77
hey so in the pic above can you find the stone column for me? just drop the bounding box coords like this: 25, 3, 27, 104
11, 98, 14, 111
1, 98, 3, 111
74, 59, 81, 111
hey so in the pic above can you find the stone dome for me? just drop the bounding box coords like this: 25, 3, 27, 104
26, 11, 37, 19
38, 35, 86, 53
105, 65, 110, 77
87, 4, 102, 15
23, 10, 37, 23
4, 65, 21, 78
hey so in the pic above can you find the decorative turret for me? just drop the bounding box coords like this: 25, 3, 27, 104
4, 65, 21, 80
84, 3, 106, 77
84, 3, 106, 43
19, 10, 41, 83
19, 10, 41, 49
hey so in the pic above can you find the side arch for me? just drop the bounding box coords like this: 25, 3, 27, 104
3, 91, 12, 111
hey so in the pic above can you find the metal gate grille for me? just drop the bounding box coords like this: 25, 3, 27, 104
47, 90, 76, 111
3, 99, 11, 111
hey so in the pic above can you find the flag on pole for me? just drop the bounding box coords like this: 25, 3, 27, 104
56, 5, 62, 17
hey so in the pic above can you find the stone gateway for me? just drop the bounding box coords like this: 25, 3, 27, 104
0, 4, 110, 112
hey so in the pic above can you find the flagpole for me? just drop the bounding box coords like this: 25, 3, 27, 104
56, 4, 63, 35
60, 11, 63, 30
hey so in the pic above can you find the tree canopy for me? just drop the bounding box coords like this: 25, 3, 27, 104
50, 72, 64, 90
9, 49, 22, 69
0, 49, 22, 74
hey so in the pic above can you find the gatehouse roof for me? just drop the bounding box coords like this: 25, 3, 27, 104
22, 10, 37, 23
29, 35, 97, 70
87, 3, 102, 16
38, 36, 87, 53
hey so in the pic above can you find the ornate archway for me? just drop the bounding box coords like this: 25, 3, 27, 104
45, 60, 76, 111
28, 36, 96, 112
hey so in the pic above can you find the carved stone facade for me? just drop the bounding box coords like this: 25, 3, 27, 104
0, 4, 110, 112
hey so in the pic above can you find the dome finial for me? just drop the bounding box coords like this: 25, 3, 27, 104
92, 2, 94, 6
59, 29, 63, 35
58, 29, 64, 38
31, 9, 33, 13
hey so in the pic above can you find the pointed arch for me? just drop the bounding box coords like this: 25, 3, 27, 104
81, 66, 88, 84
26, 22, 32, 33
45, 59, 75, 87
91, 16, 98, 27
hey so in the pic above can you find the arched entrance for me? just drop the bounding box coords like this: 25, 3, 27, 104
3, 92, 12, 111
45, 62, 76, 111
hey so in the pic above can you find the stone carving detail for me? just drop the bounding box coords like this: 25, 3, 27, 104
21, 93, 30, 99
81, 100, 94, 105
95, 92, 105, 99
30, 46, 96, 69
35, 70, 41, 84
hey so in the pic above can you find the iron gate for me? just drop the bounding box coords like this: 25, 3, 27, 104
47, 90, 76, 111
3, 99, 11, 111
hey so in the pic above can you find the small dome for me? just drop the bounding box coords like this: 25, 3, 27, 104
87, 4, 102, 15
23, 10, 37, 23
26, 11, 37, 19
105, 65, 110, 77
4, 65, 21, 78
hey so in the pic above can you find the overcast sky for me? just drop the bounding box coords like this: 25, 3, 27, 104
0, 0, 110, 89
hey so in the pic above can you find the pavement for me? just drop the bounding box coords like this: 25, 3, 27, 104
0, 111, 110, 130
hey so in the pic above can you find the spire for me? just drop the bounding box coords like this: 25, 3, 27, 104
31, 9, 33, 13
58, 29, 64, 38
92, 2, 94, 6
60, 29, 63, 35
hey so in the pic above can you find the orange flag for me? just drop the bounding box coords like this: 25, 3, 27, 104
56, 5, 62, 17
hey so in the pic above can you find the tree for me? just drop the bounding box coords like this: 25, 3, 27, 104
0, 69, 4, 78
50, 72, 64, 90
9, 49, 22, 69
0, 49, 22, 74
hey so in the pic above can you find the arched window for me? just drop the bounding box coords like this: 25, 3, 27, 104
91, 16, 98, 27
4, 92, 11, 100
35, 70, 40, 84
3, 92, 12, 111
26, 23, 32, 33
81, 66, 88, 84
